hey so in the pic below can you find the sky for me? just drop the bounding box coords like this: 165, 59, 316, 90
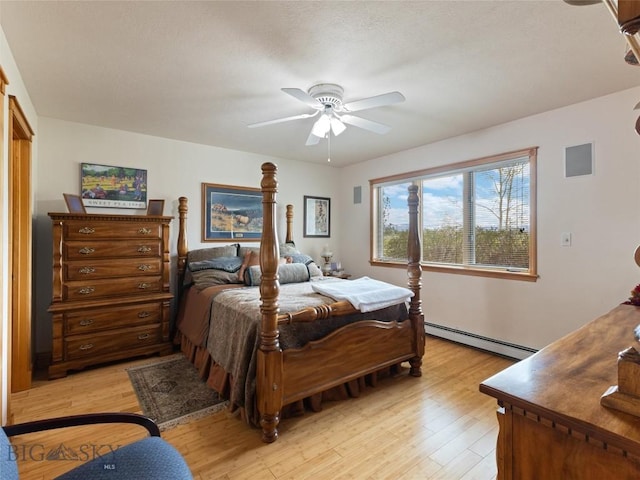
383, 164, 530, 230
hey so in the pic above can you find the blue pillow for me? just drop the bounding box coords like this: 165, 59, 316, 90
188, 255, 243, 273
287, 253, 314, 265
244, 263, 311, 286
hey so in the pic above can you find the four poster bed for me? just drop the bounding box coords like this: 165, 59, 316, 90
174, 162, 424, 442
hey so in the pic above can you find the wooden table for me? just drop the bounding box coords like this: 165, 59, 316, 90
480, 305, 640, 479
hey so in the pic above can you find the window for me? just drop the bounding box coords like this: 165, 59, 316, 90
371, 147, 537, 281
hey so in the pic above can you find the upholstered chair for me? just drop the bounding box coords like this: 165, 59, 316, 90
0, 413, 192, 479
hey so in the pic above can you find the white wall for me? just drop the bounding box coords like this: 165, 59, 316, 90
33, 118, 340, 354
32, 88, 640, 360
339, 86, 640, 353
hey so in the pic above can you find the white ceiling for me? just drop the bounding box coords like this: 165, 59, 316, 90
1, 1, 639, 167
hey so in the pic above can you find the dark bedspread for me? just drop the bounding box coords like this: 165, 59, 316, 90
205, 280, 409, 416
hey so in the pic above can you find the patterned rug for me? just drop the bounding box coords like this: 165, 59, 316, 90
127, 354, 228, 431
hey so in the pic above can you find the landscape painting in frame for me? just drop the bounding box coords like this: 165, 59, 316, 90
202, 183, 263, 242
81, 163, 147, 209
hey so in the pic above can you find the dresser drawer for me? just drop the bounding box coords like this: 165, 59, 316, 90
64, 258, 162, 281
65, 302, 162, 335
64, 240, 161, 260
65, 324, 162, 360
63, 276, 163, 301
64, 222, 161, 240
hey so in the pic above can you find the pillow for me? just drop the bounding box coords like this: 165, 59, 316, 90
280, 252, 322, 277
307, 261, 323, 278
237, 250, 261, 281
191, 269, 243, 289
280, 242, 300, 255
187, 244, 239, 264
244, 263, 310, 286
287, 253, 314, 265
238, 246, 260, 258
188, 255, 243, 273
237, 249, 289, 279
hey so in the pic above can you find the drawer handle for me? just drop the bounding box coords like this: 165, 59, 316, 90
138, 228, 152, 235
138, 283, 151, 289
79, 247, 95, 255
138, 264, 152, 271
79, 343, 94, 351
78, 227, 95, 235
78, 266, 96, 274
78, 287, 95, 295
138, 333, 150, 340
137, 246, 152, 253
138, 311, 151, 318
79, 319, 94, 327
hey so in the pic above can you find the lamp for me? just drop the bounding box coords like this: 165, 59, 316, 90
330, 116, 346, 135
321, 245, 333, 276
308, 106, 347, 162
311, 113, 347, 138
311, 114, 331, 137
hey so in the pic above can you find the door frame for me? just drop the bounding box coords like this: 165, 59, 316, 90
8, 95, 34, 398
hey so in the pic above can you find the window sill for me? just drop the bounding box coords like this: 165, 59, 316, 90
370, 260, 538, 282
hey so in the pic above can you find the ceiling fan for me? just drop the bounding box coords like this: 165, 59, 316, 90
248, 83, 405, 146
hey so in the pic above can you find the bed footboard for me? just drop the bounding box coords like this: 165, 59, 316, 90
257, 163, 424, 443
281, 319, 415, 404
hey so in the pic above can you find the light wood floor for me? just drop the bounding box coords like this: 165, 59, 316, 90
10, 336, 515, 479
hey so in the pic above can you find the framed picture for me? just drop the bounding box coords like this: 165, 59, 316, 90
303, 195, 330, 238
202, 183, 263, 242
63, 193, 87, 214
146, 199, 165, 215
81, 162, 147, 209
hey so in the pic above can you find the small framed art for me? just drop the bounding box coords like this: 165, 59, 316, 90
63, 193, 87, 214
303, 195, 330, 238
147, 199, 165, 215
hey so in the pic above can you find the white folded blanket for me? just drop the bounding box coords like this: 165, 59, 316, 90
311, 276, 414, 313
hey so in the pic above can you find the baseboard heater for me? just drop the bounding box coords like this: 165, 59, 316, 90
424, 322, 538, 360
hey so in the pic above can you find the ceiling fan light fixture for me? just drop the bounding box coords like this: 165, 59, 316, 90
311, 114, 331, 137
330, 117, 346, 136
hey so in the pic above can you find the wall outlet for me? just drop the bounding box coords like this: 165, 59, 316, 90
561, 232, 572, 247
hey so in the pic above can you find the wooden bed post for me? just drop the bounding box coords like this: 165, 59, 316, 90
177, 196, 189, 289
407, 184, 424, 377
257, 162, 283, 443
285, 204, 294, 244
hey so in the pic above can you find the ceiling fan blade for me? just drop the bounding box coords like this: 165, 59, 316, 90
342, 91, 405, 112
282, 88, 324, 109
247, 111, 318, 128
340, 114, 391, 134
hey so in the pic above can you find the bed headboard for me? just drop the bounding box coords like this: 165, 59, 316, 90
175, 195, 295, 287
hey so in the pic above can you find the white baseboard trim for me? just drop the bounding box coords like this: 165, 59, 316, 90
425, 322, 537, 360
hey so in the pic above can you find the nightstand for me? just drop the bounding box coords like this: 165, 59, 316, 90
330, 272, 351, 280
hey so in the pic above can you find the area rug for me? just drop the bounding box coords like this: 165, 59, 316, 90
127, 354, 228, 431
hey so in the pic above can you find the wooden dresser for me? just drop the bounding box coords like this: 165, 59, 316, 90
480, 305, 640, 480
47, 213, 174, 379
